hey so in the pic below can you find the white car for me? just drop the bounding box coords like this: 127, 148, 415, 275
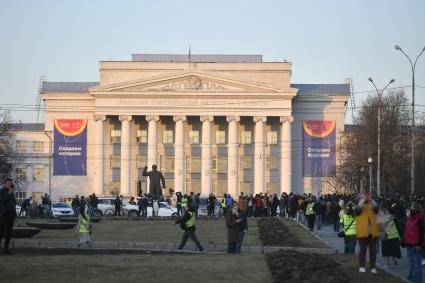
97, 198, 177, 217
51, 202, 74, 217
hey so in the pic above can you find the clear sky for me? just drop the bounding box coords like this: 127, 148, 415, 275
0, 0, 424, 123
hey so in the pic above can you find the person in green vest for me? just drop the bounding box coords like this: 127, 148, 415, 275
175, 205, 203, 251
340, 202, 357, 254
222, 194, 228, 217
76, 205, 93, 248
181, 194, 188, 210
379, 203, 401, 266
305, 197, 316, 231
65, 198, 72, 208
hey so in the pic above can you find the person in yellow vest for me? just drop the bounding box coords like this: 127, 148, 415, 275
181, 194, 188, 210
378, 203, 401, 266
175, 205, 203, 251
340, 202, 357, 254
76, 205, 93, 248
355, 193, 380, 274
305, 197, 316, 231
65, 198, 72, 208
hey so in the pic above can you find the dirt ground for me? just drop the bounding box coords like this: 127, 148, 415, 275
266, 250, 403, 283
258, 218, 326, 247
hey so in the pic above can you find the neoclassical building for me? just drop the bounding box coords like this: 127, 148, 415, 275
12, 54, 350, 199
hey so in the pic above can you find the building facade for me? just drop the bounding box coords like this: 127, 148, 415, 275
11, 54, 350, 199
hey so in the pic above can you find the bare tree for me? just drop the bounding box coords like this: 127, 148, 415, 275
0, 110, 18, 179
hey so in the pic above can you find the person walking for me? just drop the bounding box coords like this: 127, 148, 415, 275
175, 206, 204, 251
0, 178, 16, 255
403, 203, 424, 283
225, 204, 241, 253
19, 196, 32, 217
235, 206, 247, 254
340, 202, 357, 254
76, 205, 93, 248
355, 193, 380, 274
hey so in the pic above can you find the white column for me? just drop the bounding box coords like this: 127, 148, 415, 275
94, 115, 106, 196
254, 116, 267, 195
119, 115, 132, 196
280, 116, 294, 194
227, 116, 240, 197
146, 115, 160, 193
173, 115, 186, 193
201, 116, 213, 197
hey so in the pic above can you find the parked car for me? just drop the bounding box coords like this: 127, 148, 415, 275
97, 197, 177, 217
51, 202, 74, 217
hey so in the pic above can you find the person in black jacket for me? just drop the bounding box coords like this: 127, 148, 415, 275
143, 165, 165, 200
175, 206, 204, 251
0, 178, 17, 255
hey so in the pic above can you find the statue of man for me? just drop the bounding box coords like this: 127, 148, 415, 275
143, 164, 165, 200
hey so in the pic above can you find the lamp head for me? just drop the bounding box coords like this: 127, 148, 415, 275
389, 79, 395, 84
368, 77, 373, 83
368, 156, 373, 164
395, 45, 401, 51
422, 46, 425, 52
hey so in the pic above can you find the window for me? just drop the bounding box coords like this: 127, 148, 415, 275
15, 192, 26, 205
189, 131, 199, 144
213, 157, 227, 173
266, 156, 278, 170
164, 157, 174, 173
110, 155, 120, 168
16, 141, 28, 152
240, 131, 252, 144
240, 181, 252, 195
212, 179, 227, 196
267, 131, 278, 145
33, 141, 44, 153
186, 178, 201, 194
109, 181, 120, 195
186, 156, 201, 173
33, 168, 44, 182
15, 168, 27, 182
240, 156, 252, 170
110, 130, 121, 143
136, 155, 146, 169
136, 130, 147, 143
163, 130, 173, 144
216, 131, 226, 144
266, 182, 278, 195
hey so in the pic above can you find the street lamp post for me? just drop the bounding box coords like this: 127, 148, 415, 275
395, 45, 425, 195
368, 78, 395, 196
44, 130, 52, 197
368, 157, 373, 195
360, 167, 365, 193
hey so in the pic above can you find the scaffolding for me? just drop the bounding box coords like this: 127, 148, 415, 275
345, 78, 356, 124
36, 76, 47, 123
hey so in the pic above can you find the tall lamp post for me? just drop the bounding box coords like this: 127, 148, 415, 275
395, 45, 425, 195
368, 156, 373, 195
368, 78, 395, 196
44, 130, 52, 197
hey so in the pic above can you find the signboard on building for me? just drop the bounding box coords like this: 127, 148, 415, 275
302, 121, 336, 177
53, 119, 87, 176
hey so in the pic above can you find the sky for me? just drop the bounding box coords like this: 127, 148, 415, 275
0, 0, 424, 124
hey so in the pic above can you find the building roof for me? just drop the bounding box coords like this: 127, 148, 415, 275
41, 82, 99, 93
10, 123, 45, 132
291, 84, 350, 95
131, 54, 263, 63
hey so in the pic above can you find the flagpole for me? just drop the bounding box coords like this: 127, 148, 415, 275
188, 45, 191, 72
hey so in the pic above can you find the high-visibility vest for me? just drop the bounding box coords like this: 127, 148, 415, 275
79, 214, 91, 233
305, 203, 315, 215
385, 220, 399, 240
186, 212, 196, 228
66, 199, 72, 208
181, 197, 188, 208
342, 214, 356, 236
222, 198, 227, 208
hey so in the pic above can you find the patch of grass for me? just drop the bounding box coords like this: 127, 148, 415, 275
0, 253, 272, 283
16, 218, 262, 246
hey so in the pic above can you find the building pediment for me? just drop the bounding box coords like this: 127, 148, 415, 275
91, 71, 284, 93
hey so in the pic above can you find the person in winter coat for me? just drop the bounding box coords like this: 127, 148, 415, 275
403, 203, 424, 283
225, 204, 241, 253
355, 193, 380, 274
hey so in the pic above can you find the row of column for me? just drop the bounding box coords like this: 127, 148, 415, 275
93, 115, 293, 197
